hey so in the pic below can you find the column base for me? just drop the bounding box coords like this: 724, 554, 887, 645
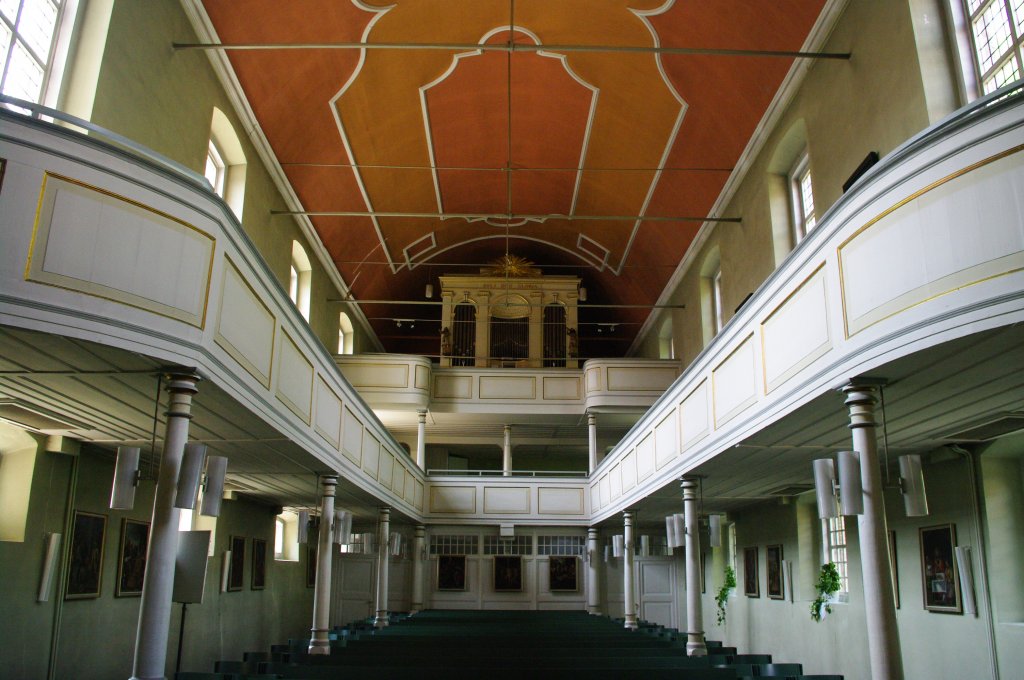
374, 612, 389, 628
587, 606, 601, 616
624, 615, 638, 630
686, 632, 707, 657
308, 629, 331, 656
129, 675, 166, 680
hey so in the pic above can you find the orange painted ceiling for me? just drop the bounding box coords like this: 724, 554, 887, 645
200, 0, 827, 357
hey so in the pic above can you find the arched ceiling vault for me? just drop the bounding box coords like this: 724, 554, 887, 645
197, 0, 830, 356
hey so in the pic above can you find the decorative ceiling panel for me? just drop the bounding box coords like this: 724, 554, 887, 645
200, 0, 827, 355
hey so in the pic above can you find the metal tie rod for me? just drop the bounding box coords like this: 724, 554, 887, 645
272, 210, 741, 224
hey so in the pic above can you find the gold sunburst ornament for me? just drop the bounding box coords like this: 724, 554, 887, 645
484, 254, 535, 277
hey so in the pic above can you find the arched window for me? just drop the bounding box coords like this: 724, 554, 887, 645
290, 241, 312, 321
543, 303, 567, 367
207, 107, 247, 219
451, 301, 476, 367
338, 312, 354, 354
658, 316, 675, 359
767, 120, 810, 264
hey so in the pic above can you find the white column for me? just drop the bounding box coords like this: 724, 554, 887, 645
845, 383, 904, 680
588, 413, 598, 473
623, 511, 638, 630
374, 507, 391, 628
308, 475, 338, 655
411, 525, 425, 614
416, 410, 427, 471
681, 478, 707, 656
503, 424, 512, 477
130, 373, 199, 680
586, 527, 601, 615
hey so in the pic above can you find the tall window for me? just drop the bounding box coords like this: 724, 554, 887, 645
274, 517, 285, 559
0, 0, 78, 109
204, 140, 226, 196
711, 267, 724, 333
207, 108, 247, 218
826, 516, 850, 595
290, 241, 312, 321
338, 312, 354, 354
959, 0, 1024, 94
790, 152, 816, 242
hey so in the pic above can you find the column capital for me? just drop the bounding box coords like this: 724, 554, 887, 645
417, 410, 427, 422
587, 526, 598, 538
378, 506, 391, 518
162, 371, 201, 393
415, 524, 426, 536
587, 412, 597, 425
319, 475, 339, 495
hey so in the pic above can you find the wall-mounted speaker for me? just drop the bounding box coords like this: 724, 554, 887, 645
37, 533, 61, 602
297, 510, 310, 544
333, 510, 352, 545
389, 532, 402, 557
709, 514, 722, 548
612, 534, 624, 558
813, 458, 839, 519
898, 454, 929, 517
174, 443, 207, 510
110, 446, 140, 510
199, 456, 228, 517
837, 451, 864, 515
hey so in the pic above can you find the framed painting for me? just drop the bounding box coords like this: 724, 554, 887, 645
437, 554, 466, 591
920, 524, 961, 613
228, 535, 245, 591
548, 556, 578, 592
494, 555, 522, 592
306, 545, 317, 588
115, 518, 149, 597
743, 546, 759, 597
251, 538, 267, 590
766, 544, 784, 600
66, 511, 107, 599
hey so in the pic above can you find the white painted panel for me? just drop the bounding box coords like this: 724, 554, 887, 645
679, 381, 709, 449
538, 487, 585, 515
342, 559, 374, 591
585, 367, 601, 392
413, 480, 424, 509
340, 362, 409, 388
405, 469, 416, 503
762, 268, 831, 391
654, 409, 678, 469
609, 463, 622, 498
276, 332, 313, 422
30, 176, 214, 326
483, 486, 531, 514
641, 561, 672, 595
599, 474, 610, 507
607, 366, 678, 391
434, 375, 473, 399
712, 335, 757, 427
392, 461, 406, 498
842, 150, 1024, 334
362, 434, 380, 480
429, 486, 476, 513
414, 365, 430, 390
313, 378, 342, 448
542, 376, 581, 400
590, 484, 601, 511
620, 450, 637, 492
641, 602, 673, 628
215, 259, 275, 387
378, 450, 395, 490
341, 407, 362, 465
480, 375, 536, 399
636, 433, 655, 481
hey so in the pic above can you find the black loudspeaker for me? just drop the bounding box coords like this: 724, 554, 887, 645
843, 151, 880, 193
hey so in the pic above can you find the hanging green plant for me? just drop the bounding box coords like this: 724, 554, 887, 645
715, 565, 737, 626
811, 562, 842, 622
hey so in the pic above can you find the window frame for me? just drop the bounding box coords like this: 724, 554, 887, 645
789, 151, 816, 243
825, 516, 850, 599
957, 0, 1024, 96
0, 0, 79, 109
711, 266, 724, 334
205, 139, 226, 197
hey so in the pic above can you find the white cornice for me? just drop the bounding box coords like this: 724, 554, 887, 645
628, 0, 851, 356
179, 0, 384, 352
